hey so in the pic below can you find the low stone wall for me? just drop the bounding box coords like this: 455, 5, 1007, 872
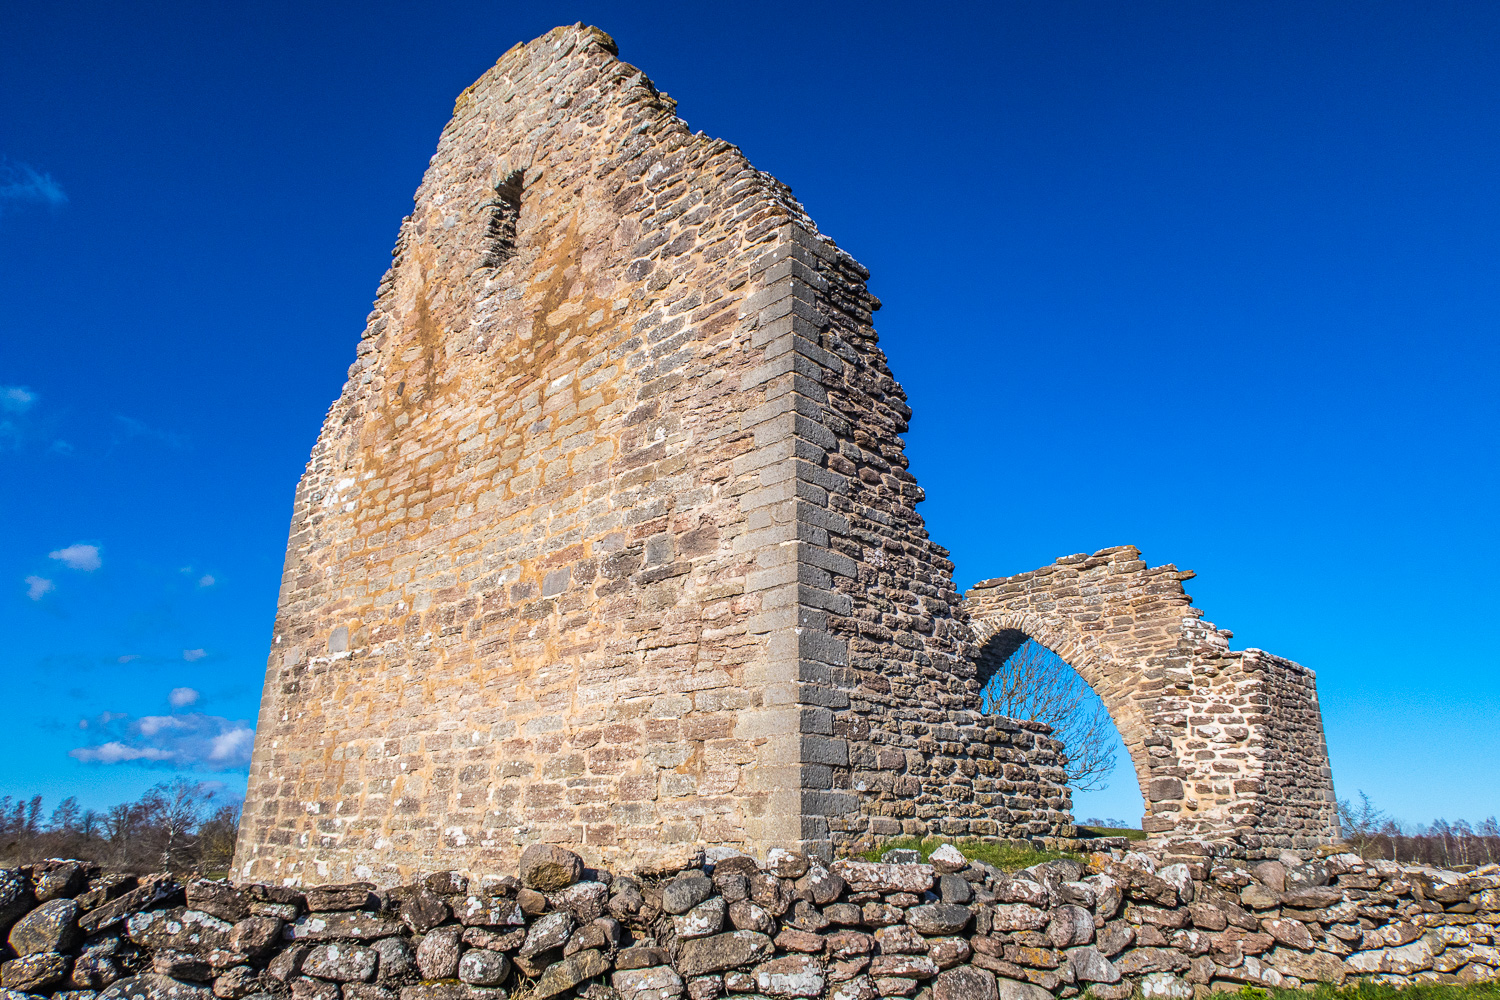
3, 844, 1498, 1000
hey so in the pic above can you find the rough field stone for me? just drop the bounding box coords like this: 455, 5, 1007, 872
342, 987, 396, 1000
937, 874, 972, 905
928, 845, 968, 875
186, 884, 250, 923
414, 926, 461, 980
905, 904, 970, 936
533, 950, 609, 999
286, 912, 403, 941
1114, 948, 1190, 975
0, 871, 34, 933
154, 949, 214, 982
212, 966, 262, 1000
868, 956, 938, 980
370, 937, 414, 982
992, 879, 1048, 908
673, 897, 726, 939
612, 965, 685, 1000
289, 977, 340, 1000
662, 873, 713, 915
927, 938, 971, 970
995, 977, 1052, 1000
1139, 972, 1193, 999
990, 905, 1048, 932
874, 926, 926, 955
35, 865, 88, 903
1281, 886, 1342, 909
1261, 918, 1314, 950
303, 944, 377, 983
303, 885, 377, 913
422, 873, 468, 896
520, 911, 574, 958
751, 955, 823, 998
773, 929, 824, 954
677, 931, 775, 977
616, 947, 669, 971
933, 966, 997, 1000
2, 952, 71, 992
1267, 947, 1347, 984
829, 862, 934, 896
399, 986, 468, 1000
1067, 947, 1121, 983
457, 949, 509, 986
453, 896, 523, 927
228, 917, 281, 958
764, 850, 810, 880
127, 910, 234, 957
71, 951, 123, 990
1046, 905, 1094, 948
100, 974, 214, 1000
10, 898, 81, 955
1239, 885, 1280, 910
518, 845, 583, 892
794, 868, 845, 906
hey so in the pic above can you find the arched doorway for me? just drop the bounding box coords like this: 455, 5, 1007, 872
964, 545, 1339, 851
975, 630, 1146, 830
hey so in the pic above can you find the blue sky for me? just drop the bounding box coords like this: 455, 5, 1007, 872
3, 1, 1497, 828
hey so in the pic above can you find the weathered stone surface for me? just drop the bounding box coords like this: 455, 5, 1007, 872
0, 871, 34, 933
35, 866, 88, 903
794, 869, 846, 907
520, 911, 575, 958
830, 864, 934, 896
673, 897, 725, 939
751, 955, 823, 997
613, 966, 684, 1000
931, 966, 996, 1000
1067, 947, 1120, 983
519, 846, 584, 893
185, 885, 249, 924
415, 926, 462, 980
370, 937, 414, 982
100, 975, 214, 1000
398, 890, 448, 933
287, 913, 403, 941
128, 910, 234, 957
1045, 906, 1092, 948
1113, 948, 1190, 975
677, 932, 774, 977
905, 904, 970, 937
1138, 972, 1192, 999
290, 977, 340, 1000
79, 880, 175, 936
304, 885, 377, 913
153, 950, 213, 982
303, 944, 378, 983
994, 976, 1052, 1000
457, 949, 509, 986
212, 965, 261, 999
10, 898, 81, 956
228, 917, 281, 957
868, 956, 938, 980
3, 952, 70, 992
533, 950, 610, 999
990, 906, 1048, 933
663, 875, 714, 917
1267, 947, 1346, 984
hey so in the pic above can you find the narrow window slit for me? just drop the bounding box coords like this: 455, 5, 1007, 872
481, 171, 524, 268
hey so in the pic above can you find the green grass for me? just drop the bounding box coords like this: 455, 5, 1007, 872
1077, 825, 1148, 841
1215, 983, 1500, 1000
855, 835, 1082, 872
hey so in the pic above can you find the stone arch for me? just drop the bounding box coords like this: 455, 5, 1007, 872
971, 620, 1156, 829
963, 545, 1339, 852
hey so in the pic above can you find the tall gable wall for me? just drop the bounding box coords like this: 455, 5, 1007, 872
236, 25, 1068, 885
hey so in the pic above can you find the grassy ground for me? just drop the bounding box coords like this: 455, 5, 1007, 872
1202, 984, 1500, 1000
856, 835, 1081, 871
1077, 825, 1149, 841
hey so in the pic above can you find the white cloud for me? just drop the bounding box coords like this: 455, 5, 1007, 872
183, 648, 206, 662
49, 544, 101, 571
70, 742, 175, 764
69, 711, 255, 770
169, 687, 200, 708
25, 575, 54, 600
198, 575, 215, 588
118, 654, 140, 664
1, 387, 35, 413
0, 159, 67, 213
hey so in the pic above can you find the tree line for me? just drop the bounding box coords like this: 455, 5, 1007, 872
0, 778, 240, 874
1339, 791, 1500, 867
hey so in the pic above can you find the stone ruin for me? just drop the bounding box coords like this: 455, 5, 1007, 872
236, 24, 1338, 887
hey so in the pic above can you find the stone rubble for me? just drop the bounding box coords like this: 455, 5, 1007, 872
2, 846, 1498, 1000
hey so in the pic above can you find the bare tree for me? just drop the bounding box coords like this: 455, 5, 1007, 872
1337, 790, 1388, 859
977, 635, 1118, 791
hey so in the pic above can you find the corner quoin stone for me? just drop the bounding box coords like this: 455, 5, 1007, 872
233, 23, 1072, 885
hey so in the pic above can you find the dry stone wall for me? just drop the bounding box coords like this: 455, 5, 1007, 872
237, 23, 1070, 884
5, 845, 1499, 1000
963, 547, 1339, 853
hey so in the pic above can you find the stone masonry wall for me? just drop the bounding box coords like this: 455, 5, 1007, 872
962, 546, 1339, 853
5, 844, 1499, 1000
236, 23, 1068, 884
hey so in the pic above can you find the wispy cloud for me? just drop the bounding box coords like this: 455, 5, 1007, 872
0, 159, 67, 215
25, 575, 54, 600
114, 415, 188, 450
1, 384, 38, 450
70, 708, 255, 770
183, 648, 206, 662
50, 543, 101, 571
169, 687, 200, 708
198, 575, 215, 588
